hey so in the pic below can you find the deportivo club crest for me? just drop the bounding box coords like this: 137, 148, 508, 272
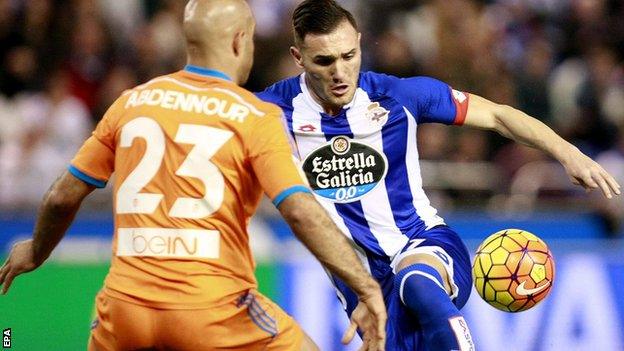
365, 102, 389, 127
302, 136, 388, 203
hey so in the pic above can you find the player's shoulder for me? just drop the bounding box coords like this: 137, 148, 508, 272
118, 72, 175, 100
358, 71, 399, 93
256, 75, 302, 109
123, 71, 281, 119
128, 72, 177, 91
110, 72, 176, 108
224, 81, 283, 117
359, 71, 446, 96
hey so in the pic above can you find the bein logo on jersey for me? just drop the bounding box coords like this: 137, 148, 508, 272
3, 328, 11, 348
116, 228, 220, 259
302, 136, 388, 203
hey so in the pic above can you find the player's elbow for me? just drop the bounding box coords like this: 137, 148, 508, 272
283, 209, 307, 231
491, 104, 517, 136
42, 171, 93, 213
44, 188, 78, 213
278, 192, 317, 229
279, 202, 307, 227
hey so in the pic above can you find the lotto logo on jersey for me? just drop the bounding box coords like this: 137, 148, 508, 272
302, 136, 388, 203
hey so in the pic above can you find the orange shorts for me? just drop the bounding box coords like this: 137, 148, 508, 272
88, 290, 304, 351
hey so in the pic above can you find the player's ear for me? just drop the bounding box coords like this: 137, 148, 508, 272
290, 46, 304, 68
233, 30, 244, 57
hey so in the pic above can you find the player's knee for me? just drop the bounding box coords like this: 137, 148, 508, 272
396, 253, 452, 293
394, 263, 447, 306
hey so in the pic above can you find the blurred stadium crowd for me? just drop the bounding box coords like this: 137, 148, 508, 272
0, 0, 622, 232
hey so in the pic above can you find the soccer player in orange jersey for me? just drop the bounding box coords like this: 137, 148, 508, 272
0, 1, 388, 350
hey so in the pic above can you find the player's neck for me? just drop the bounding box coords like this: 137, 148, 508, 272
322, 103, 342, 116
186, 57, 239, 84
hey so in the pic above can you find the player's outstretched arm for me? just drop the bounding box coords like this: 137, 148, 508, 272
0, 171, 94, 294
278, 192, 387, 351
463, 94, 621, 198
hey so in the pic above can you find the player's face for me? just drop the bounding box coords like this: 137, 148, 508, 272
291, 20, 361, 115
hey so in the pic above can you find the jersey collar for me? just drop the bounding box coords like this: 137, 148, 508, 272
184, 64, 231, 81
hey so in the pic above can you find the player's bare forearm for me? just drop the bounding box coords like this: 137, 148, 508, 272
464, 94, 621, 197
278, 192, 379, 296
278, 192, 388, 350
0, 171, 94, 294
31, 171, 95, 264
464, 95, 570, 157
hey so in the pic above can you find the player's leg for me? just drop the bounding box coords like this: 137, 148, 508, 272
300, 332, 321, 351
395, 254, 471, 350
251, 292, 320, 351
159, 290, 316, 351
391, 226, 474, 351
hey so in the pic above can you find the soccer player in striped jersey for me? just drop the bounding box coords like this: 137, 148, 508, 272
0, 1, 387, 350
258, 1, 621, 350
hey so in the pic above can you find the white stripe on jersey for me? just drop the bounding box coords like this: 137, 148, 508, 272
291, 93, 324, 154
317, 194, 371, 272
292, 90, 371, 270
346, 89, 408, 257
404, 108, 445, 229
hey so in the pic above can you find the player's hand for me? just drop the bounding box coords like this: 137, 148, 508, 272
341, 288, 387, 351
561, 147, 621, 199
0, 239, 39, 295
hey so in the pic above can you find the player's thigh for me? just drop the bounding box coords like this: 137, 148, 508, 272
88, 291, 156, 351
391, 225, 472, 308
252, 292, 311, 351
159, 291, 307, 351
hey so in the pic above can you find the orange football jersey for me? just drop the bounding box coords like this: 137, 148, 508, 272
70, 67, 308, 308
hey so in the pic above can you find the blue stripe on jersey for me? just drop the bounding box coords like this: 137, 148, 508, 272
272, 185, 311, 207
256, 77, 301, 141
319, 112, 388, 258
183, 65, 231, 81
378, 102, 427, 233
357, 74, 427, 234
68, 165, 107, 188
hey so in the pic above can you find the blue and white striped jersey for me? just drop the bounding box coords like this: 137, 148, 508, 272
258, 71, 470, 260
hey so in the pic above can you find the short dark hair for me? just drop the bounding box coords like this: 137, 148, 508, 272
292, 0, 358, 45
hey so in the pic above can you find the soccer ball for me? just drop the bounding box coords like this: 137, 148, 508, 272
472, 229, 555, 312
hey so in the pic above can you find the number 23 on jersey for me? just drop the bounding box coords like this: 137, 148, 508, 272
116, 116, 233, 219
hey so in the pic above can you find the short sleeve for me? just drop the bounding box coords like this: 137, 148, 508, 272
388, 76, 469, 125
69, 95, 125, 187
246, 110, 310, 206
